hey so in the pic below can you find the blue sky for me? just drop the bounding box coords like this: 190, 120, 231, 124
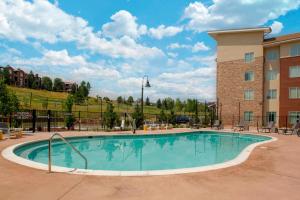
0, 0, 300, 101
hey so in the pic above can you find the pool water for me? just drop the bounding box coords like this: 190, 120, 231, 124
14, 132, 271, 171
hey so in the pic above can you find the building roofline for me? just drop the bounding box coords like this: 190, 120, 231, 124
208, 27, 271, 36
263, 32, 300, 47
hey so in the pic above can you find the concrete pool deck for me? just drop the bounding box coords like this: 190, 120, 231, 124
1, 128, 300, 200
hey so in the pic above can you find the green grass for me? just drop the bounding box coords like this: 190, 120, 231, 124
8, 86, 162, 114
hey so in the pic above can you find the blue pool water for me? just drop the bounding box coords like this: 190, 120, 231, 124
14, 132, 271, 171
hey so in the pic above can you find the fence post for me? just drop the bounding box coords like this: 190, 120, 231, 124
47, 110, 51, 132
32, 109, 36, 133
79, 111, 81, 132
9, 114, 12, 128
285, 116, 288, 130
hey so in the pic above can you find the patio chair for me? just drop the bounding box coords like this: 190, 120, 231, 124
283, 122, 300, 135
234, 121, 249, 132
279, 122, 300, 135
212, 120, 223, 130
0, 122, 10, 135
259, 121, 275, 133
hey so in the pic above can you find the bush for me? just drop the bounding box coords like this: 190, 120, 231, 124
132, 104, 144, 128
103, 102, 119, 129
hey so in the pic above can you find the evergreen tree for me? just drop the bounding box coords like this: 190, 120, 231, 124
64, 95, 75, 130
132, 104, 144, 128
27, 71, 35, 88
156, 98, 162, 109
127, 96, 134, 105
145, 97, 150, 106
103, 102, 118, 129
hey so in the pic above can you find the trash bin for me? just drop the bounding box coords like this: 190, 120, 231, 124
143, 125, 148, 131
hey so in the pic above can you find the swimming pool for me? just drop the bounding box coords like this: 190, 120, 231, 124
3, 131, 275, 176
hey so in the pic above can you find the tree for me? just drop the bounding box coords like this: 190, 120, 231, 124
103, 102, 118, 129
156, 98, 162, 109
2, 69, 11, 84
132, 104, 144, 128
0, 80, 19, 116
70, 84, 77, 94
64, 95, 75, 130
162, 97, 174, 110
158, 109, 166, 123
117, 96, 123, 104
103, 97, 110, 102
53, 78, 64, 91
41, 76, 53, 91
127, 96, 134, 105
145, 97, 150, 106
175, 98, 183, 112
27, 71, 35, 88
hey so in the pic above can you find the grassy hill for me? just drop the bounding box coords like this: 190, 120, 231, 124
8, 86, 161, 114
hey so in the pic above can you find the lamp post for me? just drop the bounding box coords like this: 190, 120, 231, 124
141, 75, 151, 118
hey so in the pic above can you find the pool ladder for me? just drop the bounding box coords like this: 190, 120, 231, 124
48, 133, 88, 173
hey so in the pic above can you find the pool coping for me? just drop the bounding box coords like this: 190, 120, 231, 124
1, 131, 277, 176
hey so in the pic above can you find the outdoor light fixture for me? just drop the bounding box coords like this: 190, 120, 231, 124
141, 75, 151, 117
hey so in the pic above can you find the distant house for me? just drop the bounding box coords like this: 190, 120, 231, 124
64, 81, 77, 93
13, 69, 27, 87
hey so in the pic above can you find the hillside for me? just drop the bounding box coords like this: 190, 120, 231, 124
8, 86, 161, 114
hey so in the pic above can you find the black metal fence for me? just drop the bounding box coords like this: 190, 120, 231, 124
0, 109, 215, 132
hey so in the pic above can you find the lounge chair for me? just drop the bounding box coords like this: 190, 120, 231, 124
279, 122, 300, 135
0, 122, 10, 135
234, 121, 249, 131
212, 120, 223, 130
259, 121, 275, 133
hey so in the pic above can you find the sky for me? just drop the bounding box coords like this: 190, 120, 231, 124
0, 0, 300, 101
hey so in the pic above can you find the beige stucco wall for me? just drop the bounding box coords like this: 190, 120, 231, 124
280, 41, 300, 58
216, 32, 265, 62
264, 47, 280, 123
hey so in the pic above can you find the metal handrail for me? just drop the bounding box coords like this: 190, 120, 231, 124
48, 133, 88, 172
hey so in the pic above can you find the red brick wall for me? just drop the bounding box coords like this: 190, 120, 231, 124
217, 57, 264, 126
279, 56, 300, 127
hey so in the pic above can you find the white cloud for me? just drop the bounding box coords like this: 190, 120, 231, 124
183, 0, 300, 32
102, 10, 147, 39
167, 42, 210, 52
270, 21, 283, 34
12, 49, 121, 80
149, 25, 183, 39
0, 0, 163, 60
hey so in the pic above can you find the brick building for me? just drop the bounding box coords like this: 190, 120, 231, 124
208, 27, 300, 127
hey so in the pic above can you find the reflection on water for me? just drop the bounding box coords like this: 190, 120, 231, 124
19, 132, 269, 171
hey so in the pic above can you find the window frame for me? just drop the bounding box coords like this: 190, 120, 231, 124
289, 66, 300, 78
266, 50, 279, 61
289, 87, 300, 99
288, 111, 300, 124
266, 112, 277, 123
244, 111, 254, 122
244, 52, 254, 63
266, 70, 277, 81
244, 89, 254, 100
290, 44, 300, 57
267, 89, 277, 100
244, 71, 254, 81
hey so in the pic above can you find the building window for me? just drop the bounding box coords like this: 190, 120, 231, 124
244, 111, 253, 122
244, 89, 254, 100
245, 52, 254, 63
289, 66, 300, 78
266, 70, 277, 80
288, 111, 300, 124
266, 50, 279, 61
267, 112, 277, 123
289, 87, 300, 99
290, 44, 300, 57
245, 71, 254, 81
267, 89, 277, 99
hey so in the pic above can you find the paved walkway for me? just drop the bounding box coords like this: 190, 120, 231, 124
1, 129, 300, 200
